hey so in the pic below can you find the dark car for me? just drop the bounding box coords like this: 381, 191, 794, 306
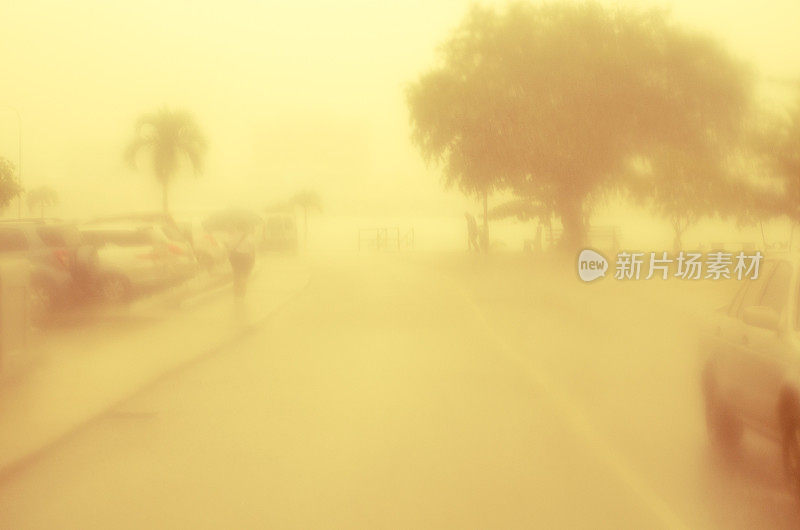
0, 220, 95, 324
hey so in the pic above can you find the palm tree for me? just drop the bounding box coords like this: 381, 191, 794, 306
125, 108, 207, 214
290, 190, 322, 249
27, 186, 58, 218
0, 157, 22, 212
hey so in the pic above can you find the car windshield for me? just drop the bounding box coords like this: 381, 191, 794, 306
160, 222, 187, 242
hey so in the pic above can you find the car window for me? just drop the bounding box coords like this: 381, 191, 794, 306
760, 261, 791, 314
728, 261, 773, 318
82, 229, 153, 246
160, 223, 186, 242
736, 261, 774, 318
0, 228, 29, 252
151, 228, 170, 245
37, 225, 81, 247
728, 281, 747, 317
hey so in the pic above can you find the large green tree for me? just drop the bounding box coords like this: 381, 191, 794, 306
407, 2, 753, 250
0, 157, 22, 211
125, 108, 207, 214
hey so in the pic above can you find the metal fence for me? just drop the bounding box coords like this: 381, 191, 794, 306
358, 227, 415, 251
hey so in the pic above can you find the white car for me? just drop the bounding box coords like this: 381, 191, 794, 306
700, 253, 800, 500
81, 221, 197, 302
176, 218, 228, 272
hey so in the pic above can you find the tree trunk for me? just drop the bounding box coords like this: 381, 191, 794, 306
303, 207, 308, 250
162, 183, 169, 214
672, 220, 684, 254
481, 188, 489, 253
557, 196, 587, 252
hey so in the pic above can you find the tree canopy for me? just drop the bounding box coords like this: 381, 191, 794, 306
407, 1, 754, 249
125, 107, 207, 213
0, 157, 22, 211
27, 185, 59, 218
770, 94, 800, 222
290, 190, 323, 213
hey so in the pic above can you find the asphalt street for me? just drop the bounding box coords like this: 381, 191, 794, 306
0, 254, 796, 529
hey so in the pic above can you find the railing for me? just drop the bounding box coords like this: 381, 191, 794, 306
358, 227, 415, 251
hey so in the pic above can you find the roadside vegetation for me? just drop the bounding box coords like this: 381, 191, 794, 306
408, 1, 794, 252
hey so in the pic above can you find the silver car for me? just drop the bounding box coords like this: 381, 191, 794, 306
700, 253, 800, 500
81, 221, 197, 302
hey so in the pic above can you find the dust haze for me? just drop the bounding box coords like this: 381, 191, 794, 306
0, 1, 799, 529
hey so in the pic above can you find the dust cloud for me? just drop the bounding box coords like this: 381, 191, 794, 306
0, 1, 799, 529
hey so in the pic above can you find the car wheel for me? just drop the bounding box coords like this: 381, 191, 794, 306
703, 368, 742, 449
30, 280, 57, 326
99, 275, 131, 304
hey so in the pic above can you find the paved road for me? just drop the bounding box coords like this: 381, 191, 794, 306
0, 254, 796, 528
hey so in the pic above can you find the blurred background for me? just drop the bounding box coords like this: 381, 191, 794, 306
0, 1, 800, 529
0, 0, 798, 251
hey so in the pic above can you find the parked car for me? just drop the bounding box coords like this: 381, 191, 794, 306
176, 217, 227, 272
700, 253, 800, 501
80, 220, 197, 303
0, 219, 95, 324
261, 213, 297, 252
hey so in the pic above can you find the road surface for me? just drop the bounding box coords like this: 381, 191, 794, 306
0, 253, 796, 529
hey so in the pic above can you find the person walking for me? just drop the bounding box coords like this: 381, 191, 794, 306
465, 212, 480, 252
227, 228, 256, 299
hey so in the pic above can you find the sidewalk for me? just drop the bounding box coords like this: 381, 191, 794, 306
0, 255, 310, 477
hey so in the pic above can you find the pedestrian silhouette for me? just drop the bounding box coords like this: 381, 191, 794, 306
226, 229, 256, 298
465, 212, 480, 252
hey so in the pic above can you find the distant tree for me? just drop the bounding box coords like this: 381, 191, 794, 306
27, 185, 59, 218
0, 157, 22, 211
489, 197, 556, 250
125, 108, 207, 214
407, 2, 753, 250
290, 190, 322, 248
406, 6, 506, 251
264, 199, 292, 214
625, 146, 744, 252
489, 198, 551, 224
770, 93, 800, 222
492, 196, 552, 229
624, 29, 758, 252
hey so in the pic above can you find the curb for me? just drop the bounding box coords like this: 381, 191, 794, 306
0, 274, 311, 481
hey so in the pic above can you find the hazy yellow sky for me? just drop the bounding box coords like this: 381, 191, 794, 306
1, 0, 798, 220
